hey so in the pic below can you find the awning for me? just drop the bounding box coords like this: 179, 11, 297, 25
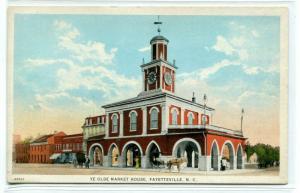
50, 153, 61, 160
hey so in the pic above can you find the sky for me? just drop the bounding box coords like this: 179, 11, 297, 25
13, 15, 280, 146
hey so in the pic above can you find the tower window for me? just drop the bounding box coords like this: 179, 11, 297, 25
150, 108, 158, 129
152, 44, 156, 60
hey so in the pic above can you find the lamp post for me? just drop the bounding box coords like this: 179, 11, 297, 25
241, 108, 244, 135
203, 94, 207, 127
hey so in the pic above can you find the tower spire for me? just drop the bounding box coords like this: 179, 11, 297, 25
154, 16, 162, 35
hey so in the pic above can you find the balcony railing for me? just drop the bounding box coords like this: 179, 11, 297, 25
168, 124, 243, 136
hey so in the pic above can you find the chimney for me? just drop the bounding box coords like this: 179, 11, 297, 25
192, 92, 196, 103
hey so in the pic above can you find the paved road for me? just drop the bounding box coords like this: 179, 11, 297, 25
12, 163, 279, 176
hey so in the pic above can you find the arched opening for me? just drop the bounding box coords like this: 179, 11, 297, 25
237, 145, 243, 169
89, 145, 104, 166
221, 142, 234, 170
146, 142, 160, 168
123, 143, 142, 168
108, 144, 119, 167
211, 141, 219, 170
173, 139, 200, 169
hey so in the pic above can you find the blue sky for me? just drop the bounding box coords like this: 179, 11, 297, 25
13, 15, 280, 145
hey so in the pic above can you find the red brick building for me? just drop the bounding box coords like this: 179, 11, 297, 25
52, 133, 83, 163
15, 143, 30, 163
86, 21, 247, 171
29, 132, 66, 163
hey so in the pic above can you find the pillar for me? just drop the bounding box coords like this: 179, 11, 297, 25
103, 155, 109, 167
181, 108, 185, 126
198, 156, 210, 171
119, 111, 124, 137
142, 107, 147, 136
161, 103, 168, 134
105, 113, 109, 138
141, 156, 148, 169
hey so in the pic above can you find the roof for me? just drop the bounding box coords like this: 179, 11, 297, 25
63, 133, 83, 139
32, 134, 53, 143
102, 90, 215, 111
150, 35, 169, 44
140, 59, 178, 69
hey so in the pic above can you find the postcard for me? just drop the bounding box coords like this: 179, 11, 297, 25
7, 6, 288, 184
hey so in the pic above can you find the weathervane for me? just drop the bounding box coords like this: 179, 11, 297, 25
154, 16, 162, 35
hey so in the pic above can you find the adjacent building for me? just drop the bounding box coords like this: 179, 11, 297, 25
15, 143, 30, 163
13, 132, 84, 164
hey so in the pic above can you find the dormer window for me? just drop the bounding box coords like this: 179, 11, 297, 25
85, 119, 89, 126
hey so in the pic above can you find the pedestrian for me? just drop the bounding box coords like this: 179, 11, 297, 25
85, 155, 90, 169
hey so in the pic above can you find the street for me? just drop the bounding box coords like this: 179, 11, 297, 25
12, 163, 279, 176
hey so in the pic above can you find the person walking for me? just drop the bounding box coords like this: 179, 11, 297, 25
85, 155, 90, 169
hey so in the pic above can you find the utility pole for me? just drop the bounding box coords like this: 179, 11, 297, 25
241, 108, 244, 135
203, 94, 207, 128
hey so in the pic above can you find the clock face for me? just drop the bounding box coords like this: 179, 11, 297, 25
164, 72, 172, 85
148, 72, 156, 84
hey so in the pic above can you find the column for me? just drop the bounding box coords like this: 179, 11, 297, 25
142, 107, 147, 136
233, 156, 237, 170
119, 111, 124, 137
105, 113, 109, 138
198, 156, 210, 171
181, 108, 185, 126
141, 155, 148, 169
161, 103, 168, 134
103, 156, 109, 167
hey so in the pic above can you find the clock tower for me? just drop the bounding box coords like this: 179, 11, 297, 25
140, 17, 177, 95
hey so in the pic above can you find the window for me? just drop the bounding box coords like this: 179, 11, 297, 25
171, 109, 178, 125
130, 111, 137, 131
112, 114, 118, 133
150, 108, 158, 129
202, 115, 208, 125
188, 112, 194, 125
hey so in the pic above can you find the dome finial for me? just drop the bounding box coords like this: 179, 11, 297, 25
154, 15, 162, 35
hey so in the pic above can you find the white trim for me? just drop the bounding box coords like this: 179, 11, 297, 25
170, 107, 179, 114
121, 140, 144, 156
210, 139, 220, 156
187, 111, 195, 119
128, 110, 138, 117
172, 138, 202, 157
149, 106, 160, 114
88, 143, 104, 157
145, 140, 161, 155
110, 113, 119, 120
105, 133, 163, 139
221, 140, 235, 156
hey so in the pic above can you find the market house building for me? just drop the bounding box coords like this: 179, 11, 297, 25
86, 20, 247, 171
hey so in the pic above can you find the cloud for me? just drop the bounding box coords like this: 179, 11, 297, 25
24, 20, 140, 114
199, 59, 240, 80
251, 30, 260, 37
138, 45, 151, 52
54, 20, 117, 65
212, 36, 235, 55
25, 58, 74, 68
